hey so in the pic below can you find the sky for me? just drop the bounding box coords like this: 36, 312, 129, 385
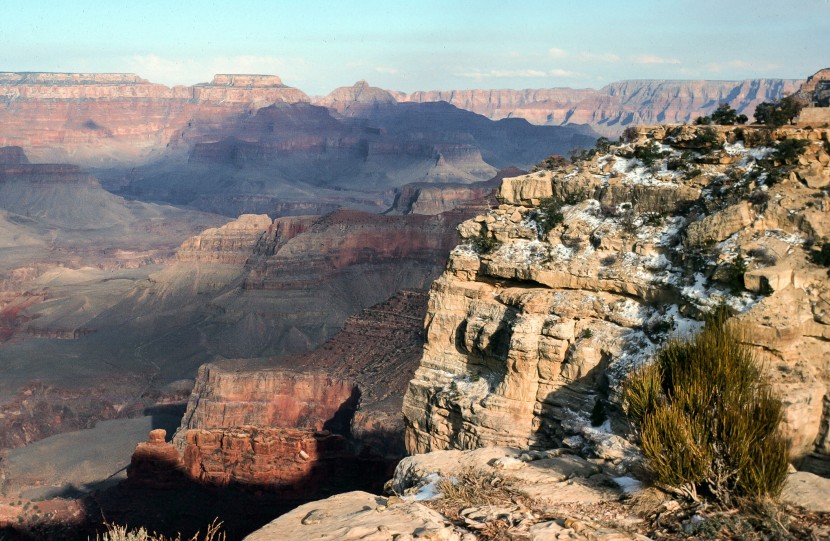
1, 0, 828, 94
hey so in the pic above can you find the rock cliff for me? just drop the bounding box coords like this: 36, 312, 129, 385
0, 72, 309, 165
402, 124, 830, 471
398, 78, 801, 137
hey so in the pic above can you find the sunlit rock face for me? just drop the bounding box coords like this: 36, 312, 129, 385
403, 125, 830, 469
0, 72, 310, 165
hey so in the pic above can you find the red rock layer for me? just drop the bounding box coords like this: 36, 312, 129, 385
0, 72, 309, 165
127, 429, 187, 488
243, 209, 465, 290
176, 369, 359, 439
182, 426, 350, 495
175, 214, 275, 264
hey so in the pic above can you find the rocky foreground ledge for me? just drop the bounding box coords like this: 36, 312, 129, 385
246, 124, 830, 539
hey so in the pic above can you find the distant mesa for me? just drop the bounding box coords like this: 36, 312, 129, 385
315, 80, 397, 115
0, 72, 149, 85
0, 146, 29, 164
204, 74, 286, 87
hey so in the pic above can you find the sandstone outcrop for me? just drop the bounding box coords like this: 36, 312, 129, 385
315, 80, 397, 116
403, 125, 830, 470
176, 214, 274, 264
182, 426, 352, 495
244, 491, 464, 541
126, 369, 392, 498
127, 429, 187, 488
174, 368, 359, 443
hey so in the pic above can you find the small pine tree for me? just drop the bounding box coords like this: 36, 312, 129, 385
711, 103, 739, 125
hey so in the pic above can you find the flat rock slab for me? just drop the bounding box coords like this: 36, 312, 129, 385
244, 491, 465, 541
781, 471, 830, 513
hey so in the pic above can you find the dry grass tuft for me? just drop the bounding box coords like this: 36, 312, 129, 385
93, 519, 225, 541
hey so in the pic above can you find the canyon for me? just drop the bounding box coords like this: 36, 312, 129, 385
0, 69, 825, 539
395, 78, 801, 137
245, 122, 830, 540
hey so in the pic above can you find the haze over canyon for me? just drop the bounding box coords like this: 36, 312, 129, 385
0, 69, 823, 539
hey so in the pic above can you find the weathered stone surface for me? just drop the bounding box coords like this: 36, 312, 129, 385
176, 214, 275, 264
781, 471, 830, 512
686, 202, 754, 246
127, 429, 187, 488
174, 367, 359, 446
182, 426, 351, 495
244, 491, 464, 541
403, 125, 830, 465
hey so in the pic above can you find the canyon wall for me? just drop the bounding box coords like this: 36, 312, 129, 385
397, 78, 802, 137
403, 125, 830, 471
0, 73, 309, 165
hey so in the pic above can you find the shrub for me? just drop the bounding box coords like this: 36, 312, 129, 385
754, 96, 804, 127
96, 520, 225, 541
808, 241, 830, 267
622, 307, 788, 505
694, 115, 712, 125
533, 154, 570, 172
710, 103, 746, 126
772, 138, 809, 165
470, 231, 501, 254
621, 126, 639, 143
595, 137, 612, 153
633, 141, 666, 167
691, 127, 719, 151
533, 196, 566, 234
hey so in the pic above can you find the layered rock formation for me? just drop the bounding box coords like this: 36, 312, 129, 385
385, 168, 521, 215
398, 78, 801, 137
175, 214, 275, 264
315, 80, 397, 116
0, 72, 309, 165
122, 96, 595, 216
403, 125, 830, 469
174, 368, 359, 443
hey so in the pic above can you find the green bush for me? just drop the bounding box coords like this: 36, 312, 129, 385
808, 241, 830, 267
470, 231, 501, 254
772, 138, 809, 165
534, 196, 566, 234
754, 96, 804, 127
622, 307, 788, 505
633, 141, 666, 167
595, 137, 612, 153
691, 127, 719, 151
532, 154, 570, 172
710, 103, 747, 126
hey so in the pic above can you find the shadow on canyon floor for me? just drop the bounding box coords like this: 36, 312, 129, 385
0, 435, 396, 541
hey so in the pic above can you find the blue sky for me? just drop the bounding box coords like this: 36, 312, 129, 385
1, 0, 828, 94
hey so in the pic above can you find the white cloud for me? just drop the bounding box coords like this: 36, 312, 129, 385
456, 69, 549, 79
576, 52, 620, 63
549, 68, 582, 78
548, 47, 568, 59
632, 54, 681, 65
